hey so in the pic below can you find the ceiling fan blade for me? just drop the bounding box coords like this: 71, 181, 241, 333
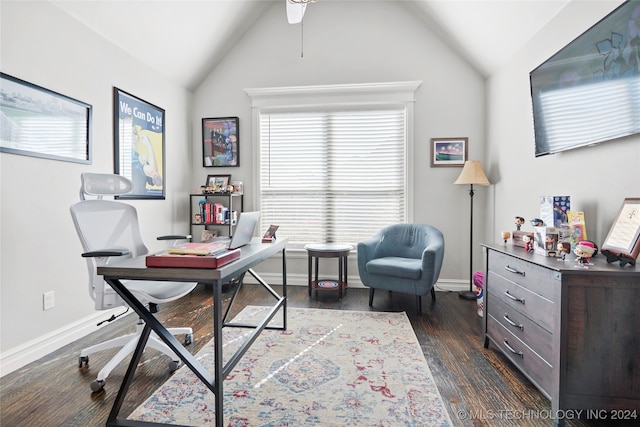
286, 0, 307, 24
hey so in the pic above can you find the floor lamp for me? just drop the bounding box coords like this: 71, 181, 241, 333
454, 160, 490, 300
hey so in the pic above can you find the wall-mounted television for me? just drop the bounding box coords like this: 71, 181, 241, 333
530, 0, 640, 157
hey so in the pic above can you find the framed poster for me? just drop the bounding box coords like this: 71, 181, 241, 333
0, 72, 92, 164
602, 198, 640, 264
113, 87, 165, 199
430, 137, 468, 167
202, 117, 239, 167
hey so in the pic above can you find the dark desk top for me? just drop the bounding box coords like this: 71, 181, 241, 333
482, 243, 639, 277
98, 237, 287, 283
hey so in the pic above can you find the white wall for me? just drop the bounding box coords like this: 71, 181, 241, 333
0, 1, 193, 364
192, 0, 487, 287
486, 0, 640, 247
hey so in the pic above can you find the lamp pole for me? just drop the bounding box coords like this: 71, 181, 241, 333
459, 184, 476, 299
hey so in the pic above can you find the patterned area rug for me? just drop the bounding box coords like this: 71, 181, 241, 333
129, 306, 452, 426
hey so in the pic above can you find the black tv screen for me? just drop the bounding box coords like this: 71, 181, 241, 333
530, 0, 640, 157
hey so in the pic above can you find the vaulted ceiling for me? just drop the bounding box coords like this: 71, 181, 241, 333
50, 0, 571, 92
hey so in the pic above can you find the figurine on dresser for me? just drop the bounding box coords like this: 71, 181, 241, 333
574, 241, 596, 266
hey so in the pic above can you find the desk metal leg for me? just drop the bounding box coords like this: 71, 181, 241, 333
213, 278, 224, 427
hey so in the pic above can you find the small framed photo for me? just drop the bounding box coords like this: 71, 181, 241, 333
430, 137, 468, 167
205, 174, 231, 189
202, 117, 239, 167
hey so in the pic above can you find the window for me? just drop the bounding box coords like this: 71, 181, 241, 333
247, 82, 420, 248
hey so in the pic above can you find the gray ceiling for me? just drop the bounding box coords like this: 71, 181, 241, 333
50, 0, 571, 92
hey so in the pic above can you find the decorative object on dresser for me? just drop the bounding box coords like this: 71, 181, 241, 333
482, 243, 640, 426
454, 160, 490, 299
601, 198, 640, 267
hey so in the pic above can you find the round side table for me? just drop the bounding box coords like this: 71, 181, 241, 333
304, 243, 353, 299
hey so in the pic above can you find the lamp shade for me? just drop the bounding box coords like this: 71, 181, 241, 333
454, 160, 490, 186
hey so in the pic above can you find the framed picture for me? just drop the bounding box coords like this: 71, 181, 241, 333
602, 198, 640, 263
113, 87, 165, 199
205, 174, 231, 189
0, 72, 92, 164
202, 117, 239, 167
430, 137, 468, 167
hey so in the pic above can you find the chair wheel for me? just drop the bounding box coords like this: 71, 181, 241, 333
79, 356, 89, 368
169, 360, 181, 372
90, 379, 105, 393
184, 333, 193, 346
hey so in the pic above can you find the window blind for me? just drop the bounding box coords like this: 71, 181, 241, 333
259, 107, 406, 248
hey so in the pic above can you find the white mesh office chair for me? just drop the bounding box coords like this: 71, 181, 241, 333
70, 173, 196, 392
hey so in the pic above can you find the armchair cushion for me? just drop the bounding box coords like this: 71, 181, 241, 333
366, 257, 422, 280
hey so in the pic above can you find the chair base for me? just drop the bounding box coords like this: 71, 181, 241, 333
79, 321, 193, 392
368, 287, 436, 315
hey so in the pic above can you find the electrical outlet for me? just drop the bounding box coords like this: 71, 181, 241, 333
43, 291, 55, 311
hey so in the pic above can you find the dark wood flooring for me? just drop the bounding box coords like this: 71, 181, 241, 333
0, 283, 633, 426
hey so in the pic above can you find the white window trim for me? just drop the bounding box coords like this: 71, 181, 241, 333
245, 81, 421, 230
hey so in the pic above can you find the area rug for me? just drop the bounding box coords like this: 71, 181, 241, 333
129, 306, 453, 426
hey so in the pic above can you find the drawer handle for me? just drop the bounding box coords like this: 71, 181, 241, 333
503, 339, 524, 358
505, 265, 525, 276
503, 314, 524, 331
504, 290, 525, 304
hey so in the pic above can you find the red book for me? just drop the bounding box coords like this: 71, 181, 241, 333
145, 248, 241, 268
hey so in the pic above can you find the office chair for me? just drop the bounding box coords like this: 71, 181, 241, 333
70, 173, 197, 392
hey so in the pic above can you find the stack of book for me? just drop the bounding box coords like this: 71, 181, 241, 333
146, 242, 240, 268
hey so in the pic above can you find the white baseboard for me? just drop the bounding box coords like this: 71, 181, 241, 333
0, 276, 470, 378
244, 272, 470, 293
0, 308, 131, 378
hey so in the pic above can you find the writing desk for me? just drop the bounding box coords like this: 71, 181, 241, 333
97, 237, 287, 427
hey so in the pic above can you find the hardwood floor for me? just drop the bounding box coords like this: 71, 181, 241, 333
0, 283, 633, 426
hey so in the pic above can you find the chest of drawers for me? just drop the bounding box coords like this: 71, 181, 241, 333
482, 244, 640, 425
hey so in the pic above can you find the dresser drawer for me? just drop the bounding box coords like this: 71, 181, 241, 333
487, 297, 553, 364
488, 270, 555, 333
487, 250, 558, 302
487, 315, 553, 396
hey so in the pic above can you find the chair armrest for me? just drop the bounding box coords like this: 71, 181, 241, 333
82, 248, 130, 258
420, 239, 445, 285
157, 234, 192, 241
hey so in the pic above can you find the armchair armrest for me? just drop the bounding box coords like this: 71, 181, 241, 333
82, 248, 130, 258
420, 238, 445, 285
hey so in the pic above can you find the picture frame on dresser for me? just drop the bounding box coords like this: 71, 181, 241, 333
601, 197, 640, 263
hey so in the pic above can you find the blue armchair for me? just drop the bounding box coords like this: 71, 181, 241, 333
357, 224, 445, 314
